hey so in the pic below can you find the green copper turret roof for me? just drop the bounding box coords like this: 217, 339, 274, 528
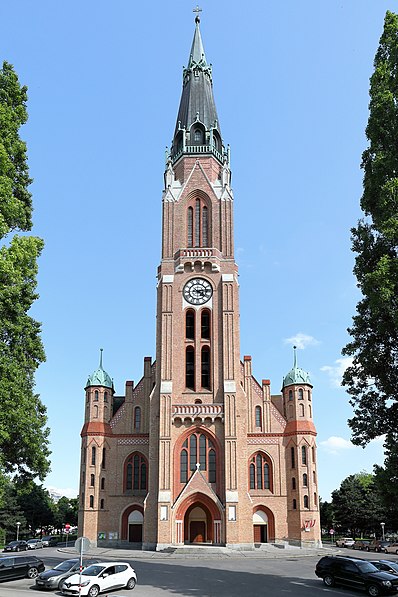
86, 349, 113, 389
282, 346, 312, 388
173, 15, 220, 141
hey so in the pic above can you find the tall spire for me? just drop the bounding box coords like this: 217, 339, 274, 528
171, 12, 223, 163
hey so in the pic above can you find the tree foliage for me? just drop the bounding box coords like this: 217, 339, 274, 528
15, 482, 54, 534
342, 11, 398, 445
331, 472, 386, 536
0, 61, 49, 483
373, 434, 398, 530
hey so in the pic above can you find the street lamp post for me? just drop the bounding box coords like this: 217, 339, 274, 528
16, 522, 20, 541
381, 522, 385, 541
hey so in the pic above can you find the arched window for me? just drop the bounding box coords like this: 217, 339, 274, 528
309, 404, 312, 417
314, 492, 317, 507
302, 446, 307, 465
186, 310, 195, 339
255, 405, 262, 429
187, 197, 210, 248
303, 473, 308, 487
313, 471, 316, 483
194, 128, 203, 143
180, 432, 216, 484
90, 474, 95, 487
100, 499, 104, 510
134, 406, 141, 431
291, 446, 295, 468
89, 495, 94, 508
125, 453, 147, 491
299, 403, 305, 417
202, 206, 208, 246
304, 495, 309, 508
91, 446, 96, 466
293, 499, 297, 510
201, 346, 210, 389
187, 206, 193, 247
288, 390, 293, 401
201, 310, 210, 339
101, 477, 105, 490
249, 453, 272, 490
102, 448, 106, 469
298, 388, 303, 400
104, 391, 108, 403
288, 404, 294, 419
308, 389, 311, 401
292, 477, 296, 490
93, 405, 98, 418
94, 390, 99, 402
186, 347, 195, 389
312, 446, 316, 462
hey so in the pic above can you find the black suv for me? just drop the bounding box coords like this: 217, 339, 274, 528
0, 555, 45, 581
315, 556, 398, 596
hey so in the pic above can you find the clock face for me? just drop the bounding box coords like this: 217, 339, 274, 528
183, 278, 213, 305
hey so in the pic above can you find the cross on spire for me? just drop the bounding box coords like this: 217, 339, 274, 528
193, 5, 202, 24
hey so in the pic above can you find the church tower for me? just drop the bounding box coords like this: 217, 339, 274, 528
78, 14, 321, 550
143, 13, 253, 550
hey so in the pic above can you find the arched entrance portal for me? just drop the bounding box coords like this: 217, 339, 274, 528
176, 492, 222, 545
128, 510, 143, 542
121, 505, 144, 543
253, 506, 275, 544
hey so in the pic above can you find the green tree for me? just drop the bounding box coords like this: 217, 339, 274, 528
332, 472, 386, 537
342, 11, 398, 445
16, 482, 54, 534
0, 61, 50, 484
0, 478, 27, 542
53, 496, 78, 532
373, 434, 398, 532
319, 498, 334, 532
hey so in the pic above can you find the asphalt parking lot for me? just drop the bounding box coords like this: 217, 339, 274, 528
0, 546, 397, 597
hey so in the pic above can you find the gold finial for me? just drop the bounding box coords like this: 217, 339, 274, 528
193, 5, 202, 24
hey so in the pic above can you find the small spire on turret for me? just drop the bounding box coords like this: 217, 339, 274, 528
293, 345, 297, 369
99, 348, 104, 369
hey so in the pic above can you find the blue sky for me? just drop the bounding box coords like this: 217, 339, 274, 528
1, 0, 393, 502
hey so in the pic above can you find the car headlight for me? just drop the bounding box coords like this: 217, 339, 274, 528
382, 580, 392, 587
80, 581, 91, 587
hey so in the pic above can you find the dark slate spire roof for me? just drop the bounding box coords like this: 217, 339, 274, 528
173, 16, 221, 142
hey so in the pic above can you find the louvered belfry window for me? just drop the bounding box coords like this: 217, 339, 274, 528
187, 198, 210, 247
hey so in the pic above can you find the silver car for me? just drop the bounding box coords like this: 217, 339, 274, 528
27, 539, 44, 550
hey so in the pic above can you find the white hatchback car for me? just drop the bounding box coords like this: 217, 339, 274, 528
61, 562, 136, 597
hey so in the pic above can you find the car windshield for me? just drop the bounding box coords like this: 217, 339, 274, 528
358, 562, 378, 573
385, 562, 398, 572
7, 542, 17, 546
82, 565, 105, 577
54, 561, 77, 572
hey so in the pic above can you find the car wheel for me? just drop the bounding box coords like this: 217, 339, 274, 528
58, 579, 65, 590
27, 567, 39, 579
366, 546, 370, 551
367, 584, 381, 597
88, 585, 100, 597
323, 575, 335, 587
126, 577, 136, 590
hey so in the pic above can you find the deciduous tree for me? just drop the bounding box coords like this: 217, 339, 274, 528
342, 11, 398, 445
0, 61, 49, 484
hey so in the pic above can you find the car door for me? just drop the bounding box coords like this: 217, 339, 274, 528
0, 558, 15, 581
99, 565, 117, 591
335, 561, 365, 590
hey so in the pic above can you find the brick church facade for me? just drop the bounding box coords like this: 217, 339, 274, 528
78, 15, 321, 550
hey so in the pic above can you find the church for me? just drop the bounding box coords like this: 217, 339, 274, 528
77, 14, 321, 551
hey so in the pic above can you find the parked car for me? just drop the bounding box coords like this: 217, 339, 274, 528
27, 538, 44, 550
0, 555, 45, 581
385, 543, 398, 555
336, 537, 355, 548
352, 540, 371, 551
3, 540, 28, 552
61, 562, 137, 596
36, 558, 99, 590
368, 541, 391, 553
41, 536, 58, 548
315, 555, 398, 596
370, 561, 398, 576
